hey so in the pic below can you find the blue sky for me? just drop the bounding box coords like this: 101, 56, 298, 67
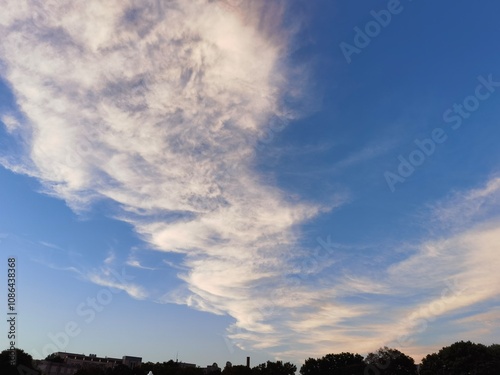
1, 0, 500, 368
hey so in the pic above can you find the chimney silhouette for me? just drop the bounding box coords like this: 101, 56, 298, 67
246, 357, 250, 368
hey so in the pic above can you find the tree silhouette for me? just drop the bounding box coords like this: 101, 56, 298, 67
138, 361, 203, 375
420, 341, 500, 375
0, 348, 39, 375
75, 366, 107, 375
300, 352, 364, 375
109, 364, 134, 375
252, 361, 296, 375
364, 347, 417, 375
45, 353, 65, 363
222, 364, 252, 375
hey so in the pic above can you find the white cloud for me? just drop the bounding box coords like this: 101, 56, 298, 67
426, 176, 500, 230
88, 266, 148, 300
127, 258, 156, 270
0, 0, 328, 356
259, 177, 500, 360
1, 113, 21, 132
104, 251, 116, 265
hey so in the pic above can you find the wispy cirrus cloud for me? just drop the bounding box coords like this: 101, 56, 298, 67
1, 0, 500, 363
272, 177, 500, 359
1, 113, 21, 133
426, 176, 500, 231
87, 266, 148, 300
0, 0, 330, 357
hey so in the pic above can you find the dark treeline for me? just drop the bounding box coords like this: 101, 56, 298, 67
0, 348, 38, 375
419, 341, 500, 375
2, 341, 500, 375
69, 359, 298, 375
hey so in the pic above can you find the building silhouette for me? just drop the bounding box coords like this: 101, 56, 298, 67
36, 352, 142, 375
